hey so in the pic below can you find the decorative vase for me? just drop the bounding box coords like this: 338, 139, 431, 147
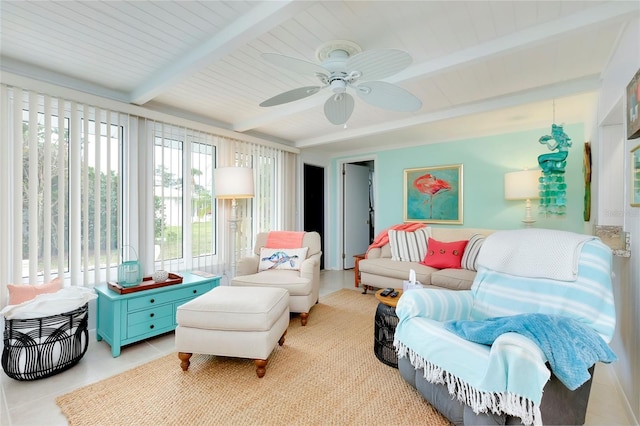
152, 270, 169, 283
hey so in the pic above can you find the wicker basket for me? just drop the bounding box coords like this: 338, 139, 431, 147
2, 303, 89, 381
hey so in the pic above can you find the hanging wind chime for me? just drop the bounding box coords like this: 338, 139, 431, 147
537, 100, 571, 216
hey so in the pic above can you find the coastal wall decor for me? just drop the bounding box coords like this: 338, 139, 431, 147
537, 120, 571, 217
404, 164, 463, 224
626, 68, 640, 139
583, 142, 592, 221
632, 144, 640, 207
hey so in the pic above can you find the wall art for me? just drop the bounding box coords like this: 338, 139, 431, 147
404, 164, 463, 224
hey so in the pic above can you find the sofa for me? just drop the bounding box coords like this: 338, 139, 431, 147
394, 229, 616, 425
359, 226, 494, 291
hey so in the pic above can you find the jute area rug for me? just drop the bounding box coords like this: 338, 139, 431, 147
57, 288, 450, 426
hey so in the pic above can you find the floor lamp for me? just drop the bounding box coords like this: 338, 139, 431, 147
214, 167, 254, 280
504, 169, 541, 228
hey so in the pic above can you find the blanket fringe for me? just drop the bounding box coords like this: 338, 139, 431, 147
395, 341, 542, 426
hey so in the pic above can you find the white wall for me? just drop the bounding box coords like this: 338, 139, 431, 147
595, 17, 640, 422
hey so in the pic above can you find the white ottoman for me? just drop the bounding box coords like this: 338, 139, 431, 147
175, 286, 289, 378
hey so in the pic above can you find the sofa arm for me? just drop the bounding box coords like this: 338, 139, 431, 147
236, 256, 259, 277
396, 289, 473, 323
365, 247, 382, 259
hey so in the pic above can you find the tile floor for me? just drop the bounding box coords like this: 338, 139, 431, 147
1, 270, 635, 426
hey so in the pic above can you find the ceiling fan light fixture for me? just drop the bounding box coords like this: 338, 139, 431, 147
330, 79, 347, 94
259, 40, 422, 122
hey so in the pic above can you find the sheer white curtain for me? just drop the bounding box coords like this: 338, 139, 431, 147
0, 85, 125, 306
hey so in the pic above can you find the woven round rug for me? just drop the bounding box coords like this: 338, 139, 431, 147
56, 288, 450, 426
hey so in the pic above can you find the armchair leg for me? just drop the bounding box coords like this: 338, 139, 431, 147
300, 312, 309, 326
178, 352, 192, 371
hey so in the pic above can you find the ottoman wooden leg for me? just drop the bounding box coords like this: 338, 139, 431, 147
178, 352, 192, 371
278, 330, 287, 346
300, 312, 308, 326
254, 359, 268, 378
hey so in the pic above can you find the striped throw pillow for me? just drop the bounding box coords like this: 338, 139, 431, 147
461, 234, 485, 271
389, 227, 431, 262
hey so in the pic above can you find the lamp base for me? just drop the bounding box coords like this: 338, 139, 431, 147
522, 198, 536, 228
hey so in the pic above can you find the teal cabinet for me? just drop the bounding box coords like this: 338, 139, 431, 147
95, 272, 220, 357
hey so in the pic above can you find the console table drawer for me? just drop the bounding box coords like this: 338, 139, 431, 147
127, 315, 174, 339
127, 304, 173, 326
127, 283, 210, 311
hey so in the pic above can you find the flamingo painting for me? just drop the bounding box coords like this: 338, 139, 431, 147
413, 173, 451, 219
404, 165, 462, 224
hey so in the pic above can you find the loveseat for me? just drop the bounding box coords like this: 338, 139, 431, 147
359, 226, 494, 291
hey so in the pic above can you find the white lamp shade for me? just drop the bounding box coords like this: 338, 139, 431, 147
504, 169, 541, 200
214, 167, 254, 199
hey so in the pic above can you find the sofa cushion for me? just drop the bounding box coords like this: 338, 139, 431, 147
359, 258, 436, 284
430, 268, 477, 290
258, 247, 308, 271
421, 238, 468, 269
461, 234, 486, 271
231, 270, 312, 296
389, 227, 431, 262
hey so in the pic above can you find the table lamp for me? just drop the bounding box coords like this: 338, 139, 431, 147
504, 169, 541, 227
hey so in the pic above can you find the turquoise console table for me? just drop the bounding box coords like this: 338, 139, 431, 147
95, 272, 220, 357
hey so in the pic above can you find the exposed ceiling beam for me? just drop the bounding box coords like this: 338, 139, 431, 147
294, 74, 602, 148
129, 1, 310, 105
231, 1, 638, 133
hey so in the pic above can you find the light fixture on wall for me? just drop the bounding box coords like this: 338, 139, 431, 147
214, 167, 254, 279
505, 169, 541, 227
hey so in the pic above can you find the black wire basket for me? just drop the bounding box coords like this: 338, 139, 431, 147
2, 302, 89, 381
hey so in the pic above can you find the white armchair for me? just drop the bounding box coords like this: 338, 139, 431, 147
231, 231, 322, 326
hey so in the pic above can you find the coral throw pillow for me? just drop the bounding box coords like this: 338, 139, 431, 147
8, 277, 63, 305
421, 238, 469, 269
259, 247, 309, 271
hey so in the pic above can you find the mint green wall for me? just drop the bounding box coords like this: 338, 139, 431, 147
329, 123, 589, 268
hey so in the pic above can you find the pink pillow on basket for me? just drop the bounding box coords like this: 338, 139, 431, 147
7, 277, 63, 305
420, 238, 468, 269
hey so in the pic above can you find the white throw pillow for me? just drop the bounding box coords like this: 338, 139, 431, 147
461, 233, 486, 271
258, 247, 309, 271
389, 227, 431, 262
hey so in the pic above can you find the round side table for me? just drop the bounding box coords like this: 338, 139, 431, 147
373, 289, 403, 368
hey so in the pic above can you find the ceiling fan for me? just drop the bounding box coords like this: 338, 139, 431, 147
259, 40, 422, 125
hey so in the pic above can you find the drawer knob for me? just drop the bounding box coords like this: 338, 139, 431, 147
150, 298, 155, 303
150, 324, 154, 329
150, 313, 154, 318
193, 289, 197, 294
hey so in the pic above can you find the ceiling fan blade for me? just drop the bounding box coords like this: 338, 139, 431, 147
356, 81, 422, 112
260, 86, 322, 107
346, 49, 412, 81
324, 93, 355, 125
261, 53, 328, 76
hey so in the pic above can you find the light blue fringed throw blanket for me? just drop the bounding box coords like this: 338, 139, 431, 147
445, 313, 617, 390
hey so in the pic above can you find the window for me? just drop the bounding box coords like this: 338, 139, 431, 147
153, 124, 216, 271
12, 90, 123, 284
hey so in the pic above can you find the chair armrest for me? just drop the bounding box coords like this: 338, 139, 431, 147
236, 256, 259, 277
300, 252, 321, 278
396, 289, 473, 322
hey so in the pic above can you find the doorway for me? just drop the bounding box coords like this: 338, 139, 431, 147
303, 163, 325, 270
343, 160, 375, 269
